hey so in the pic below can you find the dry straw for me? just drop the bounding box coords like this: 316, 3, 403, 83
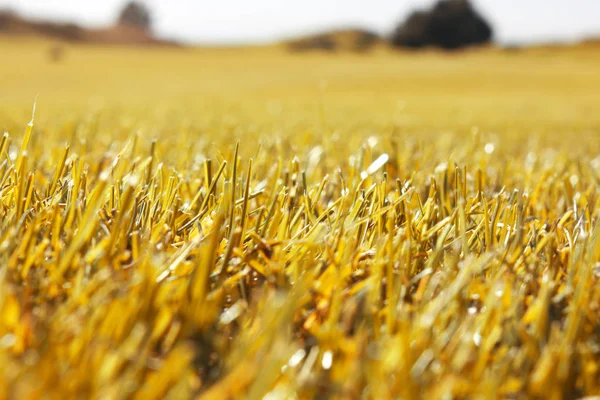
0, 102, 599, 399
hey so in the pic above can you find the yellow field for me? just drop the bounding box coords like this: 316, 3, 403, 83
1, 38, 600, 399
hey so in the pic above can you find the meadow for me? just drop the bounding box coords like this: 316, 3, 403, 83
1, 38, 600, 399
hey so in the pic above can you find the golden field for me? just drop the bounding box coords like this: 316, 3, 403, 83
1, 38, 600, 399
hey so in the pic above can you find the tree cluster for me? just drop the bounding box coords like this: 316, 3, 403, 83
390, 0, 493, 50
117, 1, 152, 32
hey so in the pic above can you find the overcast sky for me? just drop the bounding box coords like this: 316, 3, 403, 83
1, 0, 599, 45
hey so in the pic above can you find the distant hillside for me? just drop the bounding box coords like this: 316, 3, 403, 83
0, 10, 178, 46
580, 37, 600, 47
285, 29, 383, 53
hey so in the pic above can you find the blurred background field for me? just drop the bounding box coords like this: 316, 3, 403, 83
1, 37, 600, 152
2, 0, 600, 146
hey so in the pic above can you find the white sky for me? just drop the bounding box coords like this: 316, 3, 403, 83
1, 0, 599, 45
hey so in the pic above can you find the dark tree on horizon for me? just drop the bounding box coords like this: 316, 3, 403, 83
391, 0, 493, 50
117, 1, 153, 32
